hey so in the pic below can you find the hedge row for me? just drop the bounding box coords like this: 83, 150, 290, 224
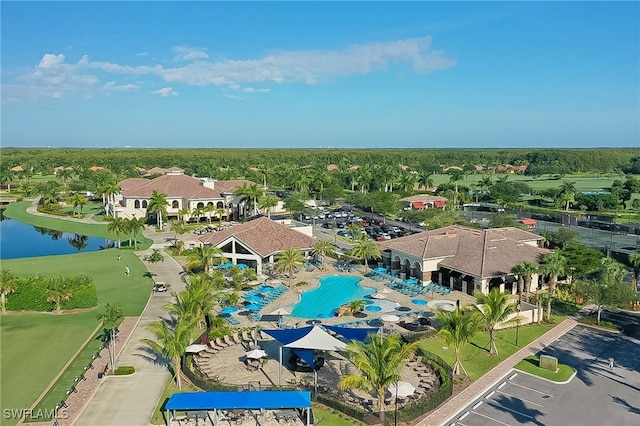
5, 273, 98, 311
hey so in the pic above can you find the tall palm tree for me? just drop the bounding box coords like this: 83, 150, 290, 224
45, 277, 73, 313
191, 206, 204, 223
472, 289, 519, 355
203, 204, 216, 224
416, 171, 434, 191
97, 302, 124, 372
540, 251, 567, 320
311, 239, 335, 272
339, 334, 418, 424
106, 216, 127, 248
350, 235, 381, 274
140, 316, 195, 390
67, 193, 88, 215
0, 168, 13, 193
511, 261, 539, 305
214, 207, 226, 225
128, 216, 147, 250
559, 180, 577, 211
435, 306, 477, 377
258, 195, 280, 218
185, 273, 217, 329
147, 190, 169, 229
188, 245, 227, 273
275, 247, 306, 287
629, 252, 640, 287
234, 183, 262, 218
0, 269, 19, 314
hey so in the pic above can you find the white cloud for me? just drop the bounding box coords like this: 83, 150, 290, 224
103, 81, 139, 93
3, 35, 455, 104
173, 46, 209, 61
152, 87, 178, 97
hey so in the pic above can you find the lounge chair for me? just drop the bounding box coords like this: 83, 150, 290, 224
232, 332, 242, 344
215, 337, 228, 348
223, 335, 234, 346
241, 331, 252, 342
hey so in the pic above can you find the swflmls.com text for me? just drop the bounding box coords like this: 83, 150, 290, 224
3, 408, 69, 419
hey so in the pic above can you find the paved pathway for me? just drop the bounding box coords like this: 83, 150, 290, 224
414, 318, 578, 426
72, 228, 186, 426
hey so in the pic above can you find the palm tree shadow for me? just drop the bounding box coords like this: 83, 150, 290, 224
136, 345, 171, 369
609, 394, 640, 416
490, 394, 545, 426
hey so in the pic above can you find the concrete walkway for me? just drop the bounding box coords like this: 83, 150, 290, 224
414, 318, 578, 426
73, 228, 186, 426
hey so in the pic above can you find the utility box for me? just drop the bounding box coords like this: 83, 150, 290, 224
539, 354, 558, 372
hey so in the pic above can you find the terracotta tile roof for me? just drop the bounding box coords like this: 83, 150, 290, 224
10, 166, 23, 172
198, 217, 317, 257
119, 174, 251, 199
326, 164, 339, 171
379, 225, 548, 278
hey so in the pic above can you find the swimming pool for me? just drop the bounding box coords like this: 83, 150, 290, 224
291, 275, 375, 319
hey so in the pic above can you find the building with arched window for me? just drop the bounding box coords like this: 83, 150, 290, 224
109, 167, 255, 223
378, 225, 549, 296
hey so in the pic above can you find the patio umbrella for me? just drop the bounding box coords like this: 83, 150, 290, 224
245, 349, 268, 359
245, 295, 264, 303
246, 304, 262, 311
219, 262, 233, 269
388, 381, 416, 398
404, 278, 418, 284
373, 267, 387, 272
221, 306, 238, 315
237, 263, 248, 269
269, 307, 292, 315
380, 314, 400, 323
185, 344, 207, 353
260, 286, 275, 293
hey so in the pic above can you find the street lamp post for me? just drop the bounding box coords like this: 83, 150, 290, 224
516, 303, 521, 347
394, 382, 399, 426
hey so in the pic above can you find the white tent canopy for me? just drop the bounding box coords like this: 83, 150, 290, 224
284, 326, 347, 351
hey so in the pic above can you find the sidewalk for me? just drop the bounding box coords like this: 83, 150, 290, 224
414, 318, 578, 426
72, 228, 186, 426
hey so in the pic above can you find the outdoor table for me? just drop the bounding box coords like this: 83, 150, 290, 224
275, 410, 298, 421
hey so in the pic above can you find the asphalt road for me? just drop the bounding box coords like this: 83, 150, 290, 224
445, 321, 640, 426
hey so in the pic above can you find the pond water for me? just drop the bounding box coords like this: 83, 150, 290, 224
0, 216, 114, 259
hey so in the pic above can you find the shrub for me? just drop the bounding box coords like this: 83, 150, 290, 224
5, 273, 98, 312
577, 316, 621, 331
114, 366, 135, 375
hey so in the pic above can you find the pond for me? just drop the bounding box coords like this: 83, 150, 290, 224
0, 216, 114, 259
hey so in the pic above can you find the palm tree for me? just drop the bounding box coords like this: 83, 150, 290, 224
234, 183, 262, 218
540, 251, 567, 320
416, 171, 434, 190
258, 195, 280, 218
129, 216, 147, 250
147, 249, 165, 265
511, 261, 539, 305
348, 299, 366, 315
214, 207, 226, 225
350, 235, 381, 274
311, 239, 335, 272
346, 224, 361, 243
97, 302, 124, 372
559, 180, 577, 211
275, 247, 306, 287
0, 269, 19, 314
0, 168, 13, 193
185, 273, 217, 329
140, 316, 195, 390
203, 204, 216, 224
100, 181, 122, 216
339, 334, 418, 424
188, 245, 227, 273
629, 252, 640, 287
106, 216, 127, 248
191, 206, 204, 223
45, 277, 73, 313
147, 190, 169, 229
435, 306, 477, 377
67, 193, 88, 215
472, 289, 519, 355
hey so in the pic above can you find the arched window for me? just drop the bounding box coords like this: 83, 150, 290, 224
197, 202, 204, 208
207, 202, 213, 206
142, 200, 148, 208
216, 201, 224, 208
172, 200, 179, 208
134, 200, 140, 209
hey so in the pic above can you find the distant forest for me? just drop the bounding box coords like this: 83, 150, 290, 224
2, 148, 640, 177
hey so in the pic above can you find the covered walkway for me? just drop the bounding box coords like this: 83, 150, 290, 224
165, 390, 312, 426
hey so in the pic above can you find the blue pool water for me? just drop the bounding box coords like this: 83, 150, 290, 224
291, 275, 375, 319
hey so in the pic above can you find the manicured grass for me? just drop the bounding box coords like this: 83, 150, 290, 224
514, 356, 576, 382
150, 377, 200, 425
1, 250, 153, 425
0, 313, 99, 426
419, 324, 553, 381
312, 405, 365, 426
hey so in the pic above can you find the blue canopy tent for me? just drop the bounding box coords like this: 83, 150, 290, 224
323, 325, 379, 342
165, 390, 312, 426
263, 326, 348, 389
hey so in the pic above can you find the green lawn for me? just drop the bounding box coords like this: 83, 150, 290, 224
514, 356, 576, 383
419, 324, 553, 381
1, 250, 152, 426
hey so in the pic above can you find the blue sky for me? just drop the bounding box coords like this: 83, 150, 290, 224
1, 1, 638, 149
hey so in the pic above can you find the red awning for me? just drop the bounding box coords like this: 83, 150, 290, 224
434, 201, 445, 207
412, 201, 426, 208
520, 219, 536, 225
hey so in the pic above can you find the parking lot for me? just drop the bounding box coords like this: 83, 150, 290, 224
445, 323, 640, 426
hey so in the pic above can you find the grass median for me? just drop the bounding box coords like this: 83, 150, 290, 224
514, 356, 576, 383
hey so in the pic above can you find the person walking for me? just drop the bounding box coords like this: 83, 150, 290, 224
608, 358, 614, 370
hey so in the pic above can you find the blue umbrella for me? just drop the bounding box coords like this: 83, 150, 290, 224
404, 278, 418, 284
221, 306, 238, 315
237, 263, 248, 270
246, 304, 262, 311
260, 286, 275, 293
245, 295, 264, 303
374, 267, 387, 272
